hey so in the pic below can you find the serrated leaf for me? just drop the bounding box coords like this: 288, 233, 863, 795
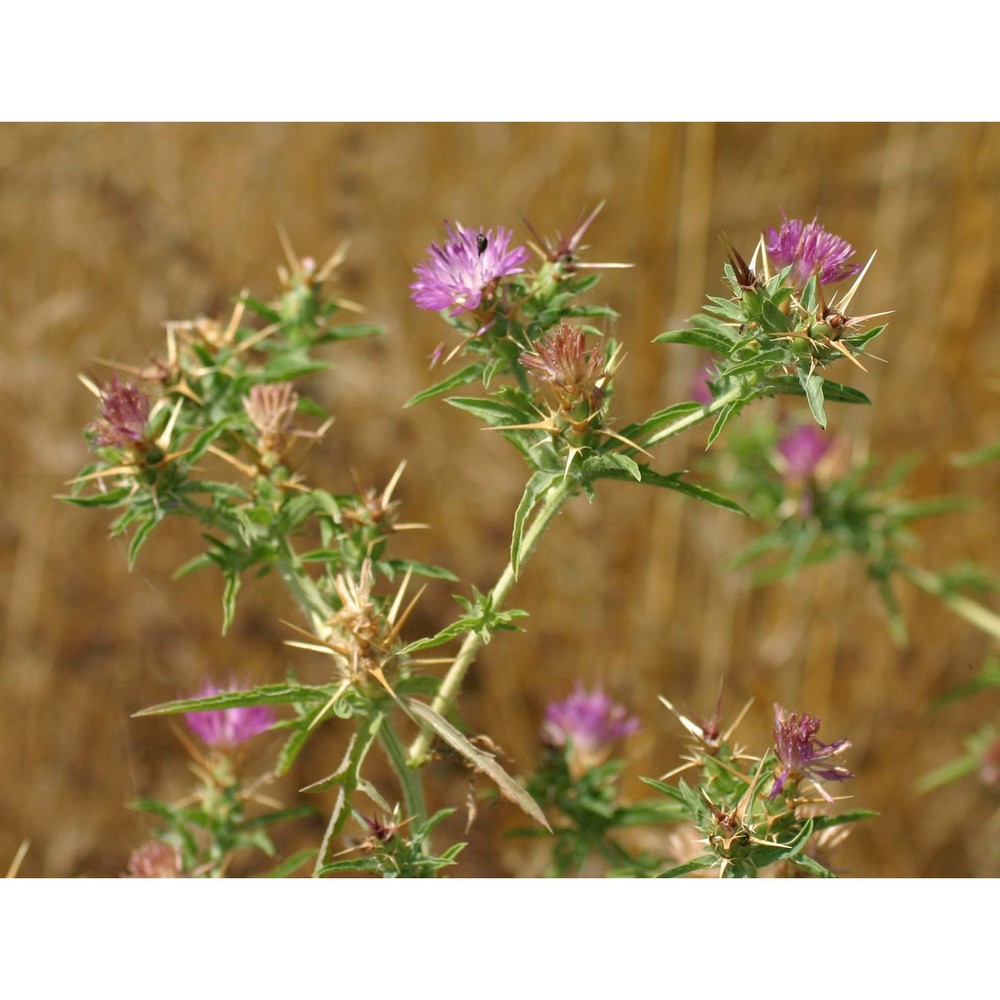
653, 327, 734, 355
581, 452, 641, 482
405, 699, 550, 830
133, 683, 333, 718
405, 363, 484, 407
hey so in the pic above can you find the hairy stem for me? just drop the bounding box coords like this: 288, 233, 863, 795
642, 382, 745, 448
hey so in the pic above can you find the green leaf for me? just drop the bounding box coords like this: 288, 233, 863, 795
127, 516, 159, 569
445, 396, 538, 427
799, 371, 827, 428
511, 471, 559, 577
707, 399, 743, 447
266, 849, 317, 878
656, 855, 719, 878
315, 323, 381, 343
404, 699, 550, 830
381, 558, 459, 582
761, 298, 790, 334
405, 363, 484, 407
768, 374, 871, 406
654, 326, 734, 355
619, 401, 706, 443
221, 570, 242, 634
581, 452, 641, 482
133, 683, 333, 718
60, 485, 134, 508
261, 357, 332, 381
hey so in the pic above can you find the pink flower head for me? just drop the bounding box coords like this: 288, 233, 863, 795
410, 221, 530, 316
765, 215, 861, 287
184, 683, 275, 750
89, 374, 151, 450
776, 424, 833, 479
542, 685, 639, 773
769, 704, 853, 803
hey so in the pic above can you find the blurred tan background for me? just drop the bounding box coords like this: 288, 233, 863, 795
2, 122, 999, 877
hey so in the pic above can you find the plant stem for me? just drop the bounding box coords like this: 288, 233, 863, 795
899, 562, 1000, 642
642, 383, 745, 447
408, 477, 576, 764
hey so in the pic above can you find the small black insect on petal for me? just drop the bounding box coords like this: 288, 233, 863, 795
476, 233, 489, 257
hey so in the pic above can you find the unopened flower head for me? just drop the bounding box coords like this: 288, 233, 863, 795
410, 221, 530, 316
243, 381, 299, 462
89, 374, 151, 451
765, 216, 861, 287
542, 684, 639, 774
769, 704, 853, 803
184, 683, 275, 750
520, 323, 609, 412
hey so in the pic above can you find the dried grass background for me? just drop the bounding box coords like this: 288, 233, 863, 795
2, 122, 999, 877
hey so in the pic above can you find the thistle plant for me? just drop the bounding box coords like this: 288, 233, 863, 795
65, 210, 895, 877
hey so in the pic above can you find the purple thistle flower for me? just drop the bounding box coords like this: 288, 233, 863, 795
184, 683, 275, 750
776, 424, 833, 479
765, 215, 861, 287
769, 704, 853, 803
542, 684, 639, 773
89, 374, 151, 450
126, 840, 181, 878
410, 221, 530, 316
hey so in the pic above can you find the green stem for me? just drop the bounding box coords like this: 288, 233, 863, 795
408, 477, 576, 764
898, 562, 1000, 642
642, 383, 745, 448
379, 714, 426, 822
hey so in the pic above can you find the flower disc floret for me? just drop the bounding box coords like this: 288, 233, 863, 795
410, 221, 530, 316
765, 215, 861, 287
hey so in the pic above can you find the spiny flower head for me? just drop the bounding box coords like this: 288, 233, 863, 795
88, 374, 152, 451
184, 683, 275, 750
410, 221, 530, 316
765, 215, 861, 287
243, 381, 299, 465
520, 323, 609, 413
542, 684, 639, 774
769, 704, 853, 803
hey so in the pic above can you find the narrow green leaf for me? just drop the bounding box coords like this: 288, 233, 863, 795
127, 516, 159, 569
221, 570, 242, 634
768, 374, 871, 406
653, 327, 734, 355
60, 486, 133, 508
619, 401, 706, 443
133, 683, 332, 718
266, 849, 317, 878
707, 400, 743, 447
405, 699, 550, 830
799, 371, 827, 428
511, 471, 558, 577
405, 363, 484, 407
656, 855, 719, 878
761, 298, 790, 333
445, 396, 538, 427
